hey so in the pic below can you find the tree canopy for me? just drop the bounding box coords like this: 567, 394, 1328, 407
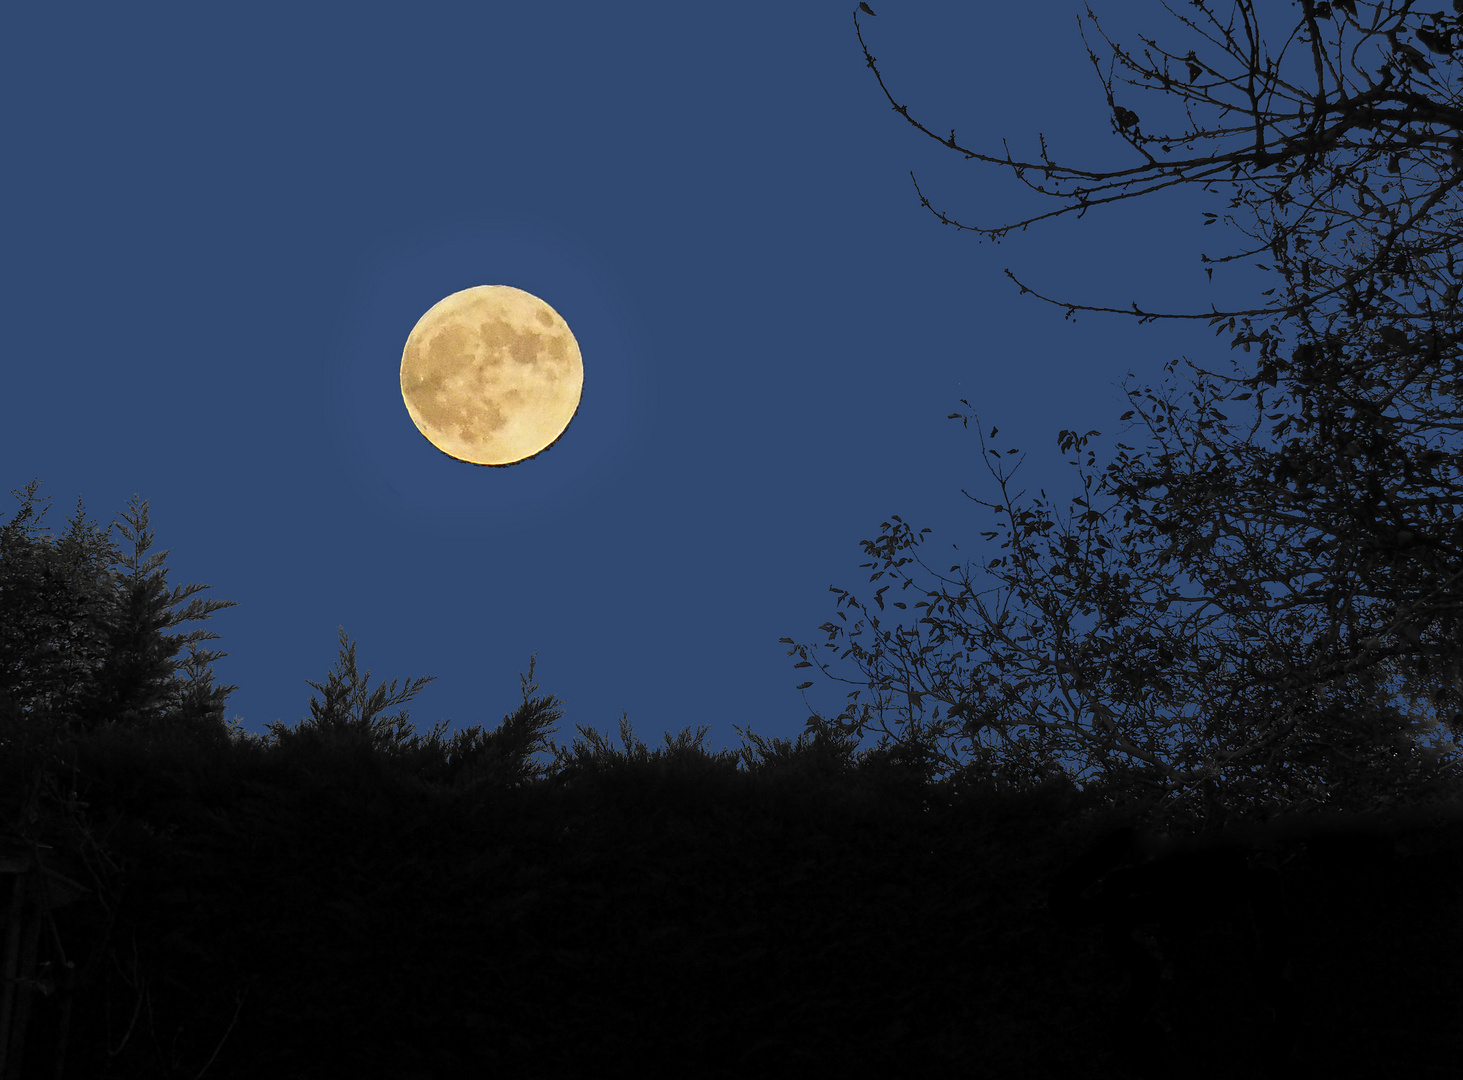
0, 479, 239, 758
784, 1, 1463, 829
858, 0, 1463, 332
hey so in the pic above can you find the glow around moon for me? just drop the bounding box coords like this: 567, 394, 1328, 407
399, 285, 584, 466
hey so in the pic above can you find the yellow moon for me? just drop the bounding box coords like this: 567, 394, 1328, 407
399, 285, 584, 466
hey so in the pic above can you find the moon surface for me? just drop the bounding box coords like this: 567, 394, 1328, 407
399, 285, 584, 466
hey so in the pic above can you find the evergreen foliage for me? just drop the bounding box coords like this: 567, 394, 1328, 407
1, 482, 127, 740
70, 490, 238, 745
0, 479, 239, 754
3, 682, 1459, 1078
5, 479, 1456, 1079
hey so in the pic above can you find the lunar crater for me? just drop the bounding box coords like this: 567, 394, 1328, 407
400, 285, 584, 466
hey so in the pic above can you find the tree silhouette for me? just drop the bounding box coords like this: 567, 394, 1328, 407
69, 491, 238, 743
0, 483, 136, 721
853, 2, 1463, 712
261, 624, 438, 759
782, 3, 1463, 827
0, 480, 240, 815
258, 627, 566, 791
784, 387, 1463, 826
854, 0, 1463, 331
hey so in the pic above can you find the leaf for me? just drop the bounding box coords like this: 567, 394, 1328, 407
796, 682, 814, 690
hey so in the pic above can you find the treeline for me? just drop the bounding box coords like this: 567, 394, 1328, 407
0, 479, 1093, 1075
12, 0, 1463, 1070
2, 480, 1463, 1078
0, 478, 1137, 1078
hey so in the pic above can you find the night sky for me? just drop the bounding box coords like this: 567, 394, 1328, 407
2, 3, 1273, 779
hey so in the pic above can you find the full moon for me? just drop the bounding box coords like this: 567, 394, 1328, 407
399, 285, 584, 466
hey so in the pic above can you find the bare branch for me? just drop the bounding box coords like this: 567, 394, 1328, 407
855, 2, 1463, 328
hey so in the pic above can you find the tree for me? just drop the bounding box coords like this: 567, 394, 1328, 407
259, 629, 566, 791
859, 0, 1463, 613
1096, 320, 1463, 817
70, 491, 239, 742
0, 480, 239, 756
854, 0, 1463, 332
851, 0, 1463, 673
785, 367, 1463, 829
260, 625, 438, 760
0, 481, 126, 736
780, 3, 1463, 827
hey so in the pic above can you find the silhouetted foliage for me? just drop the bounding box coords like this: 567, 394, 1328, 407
0, 481, 238, 745
4, 547, 1462, 1078
1041, 794, 1463, 1076
855, 1, 1463, 331
10, 680, 1459, 1078
249, 628, 570, 799
0, 480, 241, 855
258, 625, 438, 760
13, 5, 1463, 1072
784, 2, 1463, 831
1, 482, 128, 738
69, 490, 238, 745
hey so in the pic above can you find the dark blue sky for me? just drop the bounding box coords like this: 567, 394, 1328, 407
3, 3, 1268, 778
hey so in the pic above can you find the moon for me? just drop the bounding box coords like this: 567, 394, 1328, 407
399, 285, 584, 466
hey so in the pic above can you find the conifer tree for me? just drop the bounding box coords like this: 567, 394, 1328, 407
262, 625, 437, 758
71, 491, 238, 742
0, 481, 239, 747
0, 481, 127, 736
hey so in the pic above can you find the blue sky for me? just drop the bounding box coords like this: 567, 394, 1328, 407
2, 2, 1270, 778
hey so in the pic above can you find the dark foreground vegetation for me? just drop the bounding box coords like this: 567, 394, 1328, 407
4, 644, 1462, 1080
11, 0, 1463, 1070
